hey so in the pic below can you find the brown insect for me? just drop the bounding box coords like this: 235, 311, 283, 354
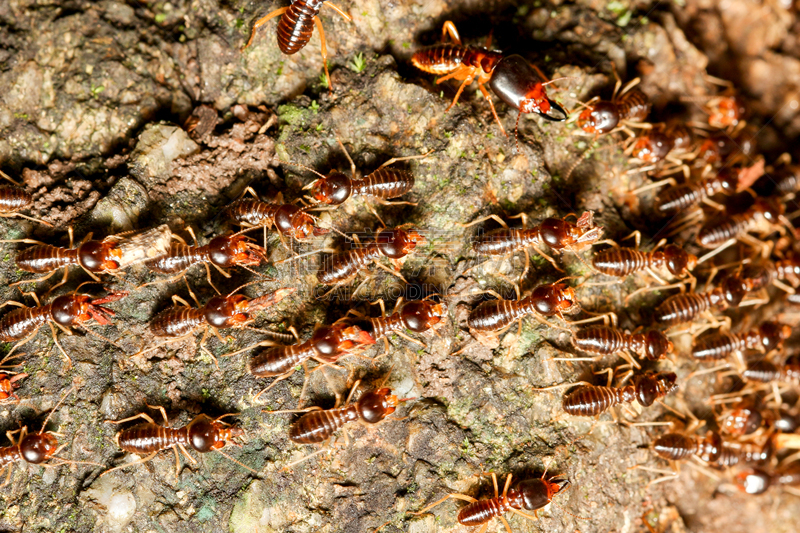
735, 463, 800, 495
652, 430, 771, 468
704, 92, 747, 130
468, 211, 603, 274
225, 190, 329, 246
348, 297, 446, 356
316, 226, 426, 288
742, 355, 800, 384
655, 168, 744, 215
8, 225, 172, 290
410, 471, 571, 533
719, 398, 764, 437
575, 79, 651, 135
0, 289, 127, 367
735, 256, 800, 293
562, 371, 677, 417
652, 274, 750, 326
411, 21, 567, 139
104, 406, 252, 478
697, 125, 758, 166
0, 170, 51, 226
592, 241, 697, 287
572, 326, 674, 364
144, 231, 268, 294
138, 285, 295, 365
0, 372, 26, 403
697, 197, 786, 250
243, 0, 352, 90
692, 321, 791, 361
627, 122, 694, 165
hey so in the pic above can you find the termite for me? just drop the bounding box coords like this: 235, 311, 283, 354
467, 282, 614, 334
0, 289, 127, 366
652, 274, 750, 326
735, 256, 800, 293
349, 297, 446, 355
742, 355, 800, 384
243, 0, 353, 90
410, 471, 572, 532
0, 372, 26, 402
573, 326, 673, 361
316, 226, 426, 286
736, 463, 800, 495
719, 398, 763, 436
562, 371, 677, 416
288, 387, 408, 444
704, 92, 747, 129
145, 232, 267, 294
652, 430, 771, 468
225, 192, 329, 245
575, 79, 651, 136
104, 406, 253, 478
592, 242, 697, 282
697, 125, 757, 166
0, 387, 98, 482
411, 21, 567, 139
697, 197, 786, 250
139, 286, 295, 364
692, 322, 792, 360
627, 122, 694, 165
654, 168, 743, 214
468, 211, 603, 273
0, 170, 51, 226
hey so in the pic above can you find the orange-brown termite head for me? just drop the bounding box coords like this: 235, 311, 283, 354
78, 240, 123, 272
577, 101, 619, 134
187, 415, 243, 453
530, 283, 578, 316
274, 204, 329, 240
311, 171, 352, 205
707, 95, 746, 129
208, 235, 264, 268
401, 300, 445, 332
204, 294, 250, 328
357, 388, 400, 423
377, 228, 425, 258
20, 431, 59, 464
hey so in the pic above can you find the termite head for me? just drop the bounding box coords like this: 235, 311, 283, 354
51, 294, 114, 326
720, 401, 762, 436
663, 244, 697, 276
530, 283, 578, 316
630, 129, 672, 162
377, 228, 425, 259
643, 330, 673, 360
634, 371, 677, 406
310, 171, 352, 205
707, 95, 746, 129
577, 101, 619, 134
187, 415, 237, 453
356, 388, 399, 423
78, 240, 122, 272
720, 275, 749, 307
488, 55, 567, 121
698, 134, 736, 164
275, 204, 329, 240
313, 324, 376, 358
208, 235, 263, 268
754, 198, 784, 223
20, 431, 59, 464
735, 468, 771, 495
204, 294, 250, 328
758, 322, 792, 353
400, 300, 445, 332
515, 475, 569, 511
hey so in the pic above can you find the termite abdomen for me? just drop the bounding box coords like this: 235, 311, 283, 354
652, 433, 695, 461
276, 0, 321, 55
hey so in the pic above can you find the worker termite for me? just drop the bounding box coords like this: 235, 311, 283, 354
411, 21, 567, 139
735, 256, 800, 293
652, 274, 750, 326
697, 197, 786, 251
0, 170, 51, 226
592, 242, 697, 286
692, 322, 792, 360
697, 125, 758, 166
145, 232, 267, 294
316, 226, 426, 287
467, 282, 616, 335
8, 225, 171, 289
574, 78, 651, 136
652, 430, 771, 468
410, 471, 572, 533
0, 387, 99, 483
467, 211, 603, 274
735, 463, 800, 495
0, 289, 127, 367
103, 406, 254, 478
561, 371, 677, 417
243, 0, 352, 90
742, 355, 800, 384
627, 122, 694, 166
719, 398, 763, 436
138, 285, 295, 365
654, 168, 744, 215
573, 326, 674, 362
348, 297, 446, 355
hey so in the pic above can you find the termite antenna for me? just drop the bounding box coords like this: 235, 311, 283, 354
214, 448, 261, 476
281, 160, 328, 181
0, 170, 22, 186
39, 386, 76, 433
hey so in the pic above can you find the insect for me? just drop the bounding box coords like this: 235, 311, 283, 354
0, 290, 127, 366
696, 197, 785, 250
225, 192, 329, 246
140, 286, 295, 364
468, 211, 603, 273
592, 242, 697, 283
719, 398, 763, 436
692, 321, 792, 360
627, 122, 694, 165
652, 430, 771, 468
742, 355, 800, 384
652, 274, 750, 326
0, 170, 51, 226
704, 92, 747, 130
697, 125, 758, 165
572, 326, 674, 362
411, 21, 567, 138
562, 371, 677, 417
104, 406, 251, 478
0, 372, 25, 402
243, 0, 352, 90
8, 225, 172, 289
288, 387, 407, 444
349, 297, 445, 355
575, 79, 651, 136
411, 470, 571, 533
735, 463, 800, 495
735, 256, 800, 293
145, 232, 267, 294
654, 168, 743, 215
316, 226, 426, 286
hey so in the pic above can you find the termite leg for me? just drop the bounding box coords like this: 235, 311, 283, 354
106, 412, 156, 425
445, 69, 477, 112
410, 493, 479, 517
478, 83, 507, 136
243, 7, 288, 50
374, 149, 434, 171
48, 322, 72, 368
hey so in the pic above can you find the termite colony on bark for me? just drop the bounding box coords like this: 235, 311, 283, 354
1, 2, 798, 531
